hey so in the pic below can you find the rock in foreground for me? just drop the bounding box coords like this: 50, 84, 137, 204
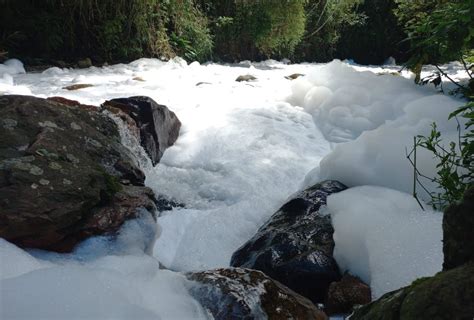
187, 268, 327, 320
0, 95, 162, 251
443, 186, 474, 270
351, 262, 474, 320
230, 180, 347, 303
103, 96, 181, 166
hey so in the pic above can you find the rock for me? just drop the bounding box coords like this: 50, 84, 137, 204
132, 76, 145, 82
230, 180, 347, 303
77, 57, 92, 69
187, 268, 327, 320
103, 96, 181, 166
326, 274, 371, 315
351, 262, 474, 320
63, 84, 94, 91
0, 95, 156, 252
235, 75, 257, 82
443, 186, 474, 270
285, 73, 305, 80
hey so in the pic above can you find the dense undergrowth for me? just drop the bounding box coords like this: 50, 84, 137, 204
1, 0, 470, 65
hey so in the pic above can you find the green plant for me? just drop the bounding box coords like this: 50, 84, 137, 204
408, 102, 474, 210
165, 0, 213, 62
395, 0, 474, 86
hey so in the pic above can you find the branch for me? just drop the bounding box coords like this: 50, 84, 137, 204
461, 57, 473, 79
435, 64, 464, 89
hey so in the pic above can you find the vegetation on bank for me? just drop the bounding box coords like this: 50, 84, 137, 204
0, 0, 471, 66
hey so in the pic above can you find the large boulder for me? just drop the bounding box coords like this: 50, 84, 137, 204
351, 262, 474, 320
0, 95, 160, 251
103, 96, 181, 166
443, 186, 474, 270
187, 268, 327, 320
230, 180, 347, 303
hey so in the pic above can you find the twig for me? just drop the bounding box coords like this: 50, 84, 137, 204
435, 64, 464, 89
461, 57, 473, 79
407, 139, 425, 211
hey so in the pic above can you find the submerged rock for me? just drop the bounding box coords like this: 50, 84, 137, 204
235, 75, 257, 82
0, 95, 156, 252
62, 84, 94, 91
443, 186, 474, 270
230, 180, 347, 303
103, 96, 181, 166
351, 262, 474, 320
285, 73, 305, 80
187, 268, 327, 320
326, 274, 371, 315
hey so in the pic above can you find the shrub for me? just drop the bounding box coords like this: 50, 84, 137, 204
409, 102, 474, 210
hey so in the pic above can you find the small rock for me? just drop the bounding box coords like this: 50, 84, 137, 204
285, 73, 305, 80
39, 179, 50, 186
235, 75, 257, 82
132, 76, 145, 82
326, 274, 371, 315
62, 179, 72, 185
63, 84, 94, 91
196, 81, 211, 86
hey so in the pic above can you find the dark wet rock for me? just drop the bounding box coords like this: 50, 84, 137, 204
0, 95, 156, 252
326, 274, 371, 315
236, 75, 257, 82
230, 180, 347, 303
187, 268, 328, 320
285, 73, 305, 80
351, 262, 474, 320
103, 96, 181, 166
443, 186, 474, 270
154, 195, 185, 212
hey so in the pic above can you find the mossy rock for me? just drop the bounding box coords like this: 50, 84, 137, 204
351, 262, 474, 320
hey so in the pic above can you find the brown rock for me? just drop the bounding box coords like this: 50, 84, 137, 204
0, 95, 156, 252
326, 274, 371, 315
62, 84, 94, 91
285, 73, 305, 80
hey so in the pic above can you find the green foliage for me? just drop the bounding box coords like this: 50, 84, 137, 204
335, 0, 407, 64
166, 0, 213, 61
0, 0, 212, 63
411, 102, 474, 210
202, 0, 307, 61
294, 0, 365, 62
395, 0, 474, 81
